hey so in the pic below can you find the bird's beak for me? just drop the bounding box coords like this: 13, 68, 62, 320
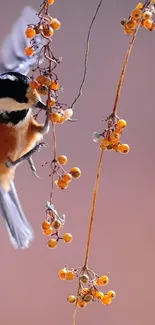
35, 100, 46, 110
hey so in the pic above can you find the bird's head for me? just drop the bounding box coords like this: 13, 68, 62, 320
0, 71, 46, 112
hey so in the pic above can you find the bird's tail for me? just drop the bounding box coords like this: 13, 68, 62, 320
0, 182, 34, 249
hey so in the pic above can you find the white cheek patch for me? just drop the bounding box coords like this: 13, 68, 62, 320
0, 97, 32, 111
0, 74, 18, 81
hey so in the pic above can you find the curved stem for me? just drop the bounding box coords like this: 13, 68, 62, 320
112, 25, 140, 116
83, 150, 104, 268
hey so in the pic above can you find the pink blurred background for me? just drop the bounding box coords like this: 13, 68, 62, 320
0, 0, 155, 324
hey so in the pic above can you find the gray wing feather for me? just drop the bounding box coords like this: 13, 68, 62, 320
0, 182, 34, 249
0, 6, 45, 75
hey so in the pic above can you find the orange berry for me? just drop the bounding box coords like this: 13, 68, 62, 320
25, 27, 36, 38
41, 220, 51, 230
29, 80, 40, 90
51, 112, 61, 123
51, 80, 59, 91
63, 233, 73, 243
95, 291, 104, 300
62, 173, 72, 183
43, 227, 53, 236
67, 295, 76, 303
43, 26, 54, 37
81, 288, 90, 295
131, 8, 142, 20
66, 271, 75, 281
25, 46, 35, 56
47, 238, 58, 248
57, 155, 68, 165
56, 114, 65, 124
118, 144, 130, 154
70, 167, 81, 179
91, 288, 97, 297
116, 119, 127, 129
36, 75, 46, 84
52, 219, 62, 230
101, 294, 112, 305
141, 19, 153, 29
113, 143, 121, 152
58, 268, 67, 280
50, 18, 61, 30
110, 131, 120, 143
77, 300, 87, 308
95, 275, 109, 286
143, 11, 152, 20
126, 19, 137, 29
57, 179, 68, 190
101, 138, 111, 147
107, 290, 116, 299
49, 97, 56, 107
136, 3, 143, 9
48, 0, 55, 4
124, 27, 134, 35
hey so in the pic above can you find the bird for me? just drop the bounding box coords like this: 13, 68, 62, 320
0, 6, 50, 249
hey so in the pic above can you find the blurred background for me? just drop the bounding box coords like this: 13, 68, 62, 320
0, 0, 155, 324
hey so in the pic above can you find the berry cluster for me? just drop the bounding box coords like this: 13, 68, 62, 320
41, 202, 73, 249
121, 1, 155, 35
43, 155, 81, 190
59, 266, 116, 308
93, 118, 130, 154
25, 0, 61, 56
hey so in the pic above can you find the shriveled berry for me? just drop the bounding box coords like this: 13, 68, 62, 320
84, 294, 93, 303
80, 274, 89, 284
67, 295, 76, 303
52, 219, 62, 230
43, 26, 54, 37
70, 167, 81, 179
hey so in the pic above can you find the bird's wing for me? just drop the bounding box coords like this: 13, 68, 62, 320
0, 6, 45, 75
0, 182, 34, 249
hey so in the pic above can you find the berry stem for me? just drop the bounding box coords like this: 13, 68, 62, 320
84, 150, 104, 268
112, 24, 140, 117
70, 0, 104, 109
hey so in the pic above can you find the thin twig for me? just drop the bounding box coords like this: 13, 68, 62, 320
70, 0, 104, 109
112, 24, 141, 116
83, 150, 104, 267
